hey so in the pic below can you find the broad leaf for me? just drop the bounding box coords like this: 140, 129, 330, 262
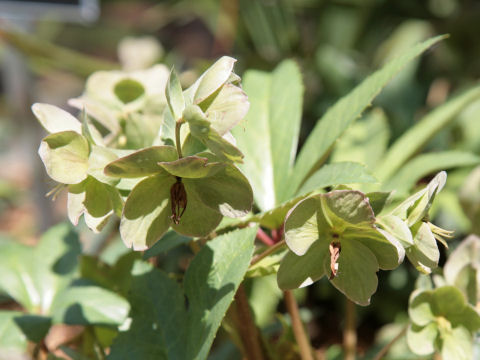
108, 226, 257, 360
0, 311, 28, 358
232, 60, 303, 210
0, 223, 80, 313
290, 35, 447, 195
52, 284, 130, 326
32, 103, 82, 134
330, 108, 390, 171
38, 131, 90, 184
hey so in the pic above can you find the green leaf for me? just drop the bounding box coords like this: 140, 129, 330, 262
296, 162, 377, 196
104, 146, 177, 178
38, 131, 90, 184
406, 323, 437, 356
290, 35, 447, 194
113, 78, 145, 104
376, 85, 480, 182
330, 108, 390, 171
109, 226, 257, 360
52, 284, 130, 326
143, 231, 191, 259
204, 83, 249, 135
0, 311, 28, 356
120, 174, 175, 250
32, 103, 82, 134
0, 223, 80, 313
12, 315, 51, 343
232, 60, 303, 210
185, 163, 253, 218
384, 151, 480, 194
158, 156, 225, 178
166, 67, 185, 121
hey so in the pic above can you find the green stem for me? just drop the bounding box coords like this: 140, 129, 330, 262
344, 299, 357, 360
250, 239, 286, 266
175, 120, 184, 159
373, 324, 408, 360
284, 290, 314, 360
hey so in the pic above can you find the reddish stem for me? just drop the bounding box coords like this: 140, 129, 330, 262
256, 228, 274, 246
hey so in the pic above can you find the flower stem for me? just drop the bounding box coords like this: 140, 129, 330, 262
250, 239, 286, 266
234, 284, 265, 360
284, 290, 314, 360
175, 120, 183, 159
373, 324, 408, 360
344, 299, 357, 360
256, 227, 275, 246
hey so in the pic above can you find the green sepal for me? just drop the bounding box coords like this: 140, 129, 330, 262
104, 146, 178, 178
38, 130, 90, 184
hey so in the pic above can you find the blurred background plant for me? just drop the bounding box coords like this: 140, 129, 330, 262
0, 0, 479, 359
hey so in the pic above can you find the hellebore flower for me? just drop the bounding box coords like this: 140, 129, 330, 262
277, 190, 404, 305
104, 146, 253, 250
32, 103, 124, 232
407, 286, 480, 360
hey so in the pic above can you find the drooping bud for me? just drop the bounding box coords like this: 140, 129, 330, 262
170, 177, 187, 224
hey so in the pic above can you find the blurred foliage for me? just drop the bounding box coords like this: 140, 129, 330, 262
1, 0, 480, 359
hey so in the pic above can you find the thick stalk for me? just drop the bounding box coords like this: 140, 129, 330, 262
175, 120, 183, 158
344, 299, 357, 360
234, 284, 265, 360
373, 325, 407, 360
284, 290, 314, 360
